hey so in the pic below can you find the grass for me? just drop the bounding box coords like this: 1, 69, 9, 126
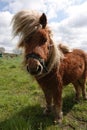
0, 56, 87, 130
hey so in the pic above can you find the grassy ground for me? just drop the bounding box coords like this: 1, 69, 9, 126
0, 56, 87, 130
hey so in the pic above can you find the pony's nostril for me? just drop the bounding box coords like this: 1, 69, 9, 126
27, 65, 30, 73
37, 65, 42, 73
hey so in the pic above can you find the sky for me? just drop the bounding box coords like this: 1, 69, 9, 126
0, 0, 87, 52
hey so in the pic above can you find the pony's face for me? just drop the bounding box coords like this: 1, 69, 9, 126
12, 11, 53, 76
24, 28, 51, 76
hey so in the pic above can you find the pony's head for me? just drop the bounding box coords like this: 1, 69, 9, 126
12, 10, 62, 76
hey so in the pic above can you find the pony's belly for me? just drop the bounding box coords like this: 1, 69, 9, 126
63, 68, 84, 85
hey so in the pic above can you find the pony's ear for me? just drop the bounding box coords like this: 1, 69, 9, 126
39, 13, 47, 28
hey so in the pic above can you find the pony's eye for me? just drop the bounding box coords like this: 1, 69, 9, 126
42, 37, 47, 44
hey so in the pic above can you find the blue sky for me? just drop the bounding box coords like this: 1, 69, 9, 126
0, 0, 87, 52
0, 1, 7, 10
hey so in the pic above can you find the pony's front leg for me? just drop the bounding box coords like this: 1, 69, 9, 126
53, 85, 63, 124
42, 88, 52, 115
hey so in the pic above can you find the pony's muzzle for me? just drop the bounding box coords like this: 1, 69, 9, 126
26, 59, 43, 75
27, 64, 43, 75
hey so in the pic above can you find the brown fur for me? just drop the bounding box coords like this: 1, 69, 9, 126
12, 10, 87, 124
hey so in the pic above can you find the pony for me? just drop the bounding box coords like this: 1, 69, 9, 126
12, 10, 87, 124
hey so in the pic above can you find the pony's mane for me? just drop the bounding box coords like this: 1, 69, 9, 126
12, 10, 42, 46
43, 42, 72, 77
58, 43, 72, 53
46, 41, 64, 74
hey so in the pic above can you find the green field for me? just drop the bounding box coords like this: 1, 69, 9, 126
0, 56, 87, 130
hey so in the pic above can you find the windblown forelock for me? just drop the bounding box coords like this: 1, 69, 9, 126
12, 10, 42, 44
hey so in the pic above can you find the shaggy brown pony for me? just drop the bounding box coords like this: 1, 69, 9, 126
12, 10, 87, 124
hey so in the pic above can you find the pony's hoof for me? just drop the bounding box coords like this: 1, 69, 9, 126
54, 118, 62, 125
54, 112, 63, 125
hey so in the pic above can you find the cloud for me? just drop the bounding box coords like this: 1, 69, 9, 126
49, 1, 87, 50
0, 11, 14, 51
3, 0, 46, 13
0, 0, 87, 52
0, 11, 12, 26
66, 1, 87, 28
